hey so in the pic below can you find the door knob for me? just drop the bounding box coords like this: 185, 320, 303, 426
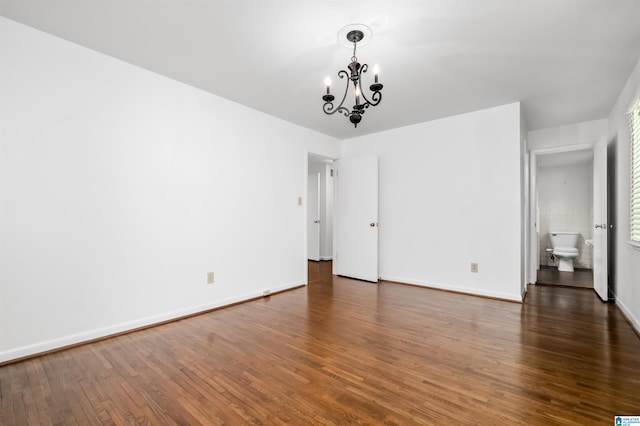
595, 223, 607, 229
314, 220, 320, 223
370, 222, 377, 227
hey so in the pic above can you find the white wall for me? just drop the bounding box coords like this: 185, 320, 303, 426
608, 56, 640, 333
537, 163, 594, 269
0, 18, 340, 362
341, 103, 523, 301
538, 163, 593, 208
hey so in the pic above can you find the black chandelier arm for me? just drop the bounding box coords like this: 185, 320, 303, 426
355, 75, 370, 106
354, 64, 382, 108
366, 86, 382, 106
322, 102, 351, 117
322, 69, 352, 117
337, 69, 351, 114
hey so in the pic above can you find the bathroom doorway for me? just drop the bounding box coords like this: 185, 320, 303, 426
534, 148, 594, 289
307, 153, 335, 264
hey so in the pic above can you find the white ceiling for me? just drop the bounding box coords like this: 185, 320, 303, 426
2, 0, 640, 139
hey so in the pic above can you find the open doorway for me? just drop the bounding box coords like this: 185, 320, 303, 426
535, 149, 594, 289
528, 139, 611, 301
307, 153, 335, 263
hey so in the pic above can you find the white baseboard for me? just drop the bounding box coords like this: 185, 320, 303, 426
380, 275, 523, 302
616, 298, 640, 336
319, 256, 333, 261
0, 281, 304, 364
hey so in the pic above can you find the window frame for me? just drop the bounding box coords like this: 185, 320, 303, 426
629, 96, 640, 248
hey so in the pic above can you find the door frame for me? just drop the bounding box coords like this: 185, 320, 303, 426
307, 171, 321, 261
527, 143, 596, 286
305, 151, 336, 282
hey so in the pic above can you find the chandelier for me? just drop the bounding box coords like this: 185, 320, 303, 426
322, 27, 383, 128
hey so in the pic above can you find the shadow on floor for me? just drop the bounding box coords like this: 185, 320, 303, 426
536, 266, 593, 288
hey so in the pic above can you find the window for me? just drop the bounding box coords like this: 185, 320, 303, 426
630, 98, 640, 245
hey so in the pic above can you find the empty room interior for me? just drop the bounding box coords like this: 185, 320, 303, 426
2, 1, 640, 424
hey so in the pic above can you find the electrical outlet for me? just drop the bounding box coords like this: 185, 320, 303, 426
207, 272, 215, 284
470, 263, 478, 273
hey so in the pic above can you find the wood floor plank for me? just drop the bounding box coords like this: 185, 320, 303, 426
2, 260, 640, 424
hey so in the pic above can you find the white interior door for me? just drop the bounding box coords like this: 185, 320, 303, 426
307, 172, 320, 261
593, 139, 608, 301
334, 155, 379, 282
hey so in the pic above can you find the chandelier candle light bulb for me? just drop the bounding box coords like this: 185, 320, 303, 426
321, 25, 384, 128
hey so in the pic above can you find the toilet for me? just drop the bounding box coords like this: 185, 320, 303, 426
547, 232, 580, 272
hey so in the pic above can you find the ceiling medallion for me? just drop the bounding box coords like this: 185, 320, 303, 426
322, 24, 383, 128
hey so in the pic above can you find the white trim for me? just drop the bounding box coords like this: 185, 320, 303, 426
380, 275, 523, 302
304, 150, 310, 283
616, 298, 640, 336
0, 281, 304, 363
629, 100, 640, 245
529, 142, 596, 156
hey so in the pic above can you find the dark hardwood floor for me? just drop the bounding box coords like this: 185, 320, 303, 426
2, 261, 639, 425
536, 266, 594, 289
